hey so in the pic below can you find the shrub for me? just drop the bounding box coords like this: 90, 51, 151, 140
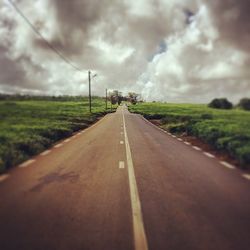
238, 98, 250, 111
161, 115, 179, 124
200, 127, 225, 145
0, 157, 4, 173
161, 115, 192, 124
144, 114, 165, 120
216, 136, 233, 150
201, 113, 213, 120
236, 145, 250, 167
168, 123, 187, 133
208, 98, 233, 110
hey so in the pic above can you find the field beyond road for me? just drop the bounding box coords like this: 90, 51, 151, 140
129, 102, 250, 168
0, 96, 110, 173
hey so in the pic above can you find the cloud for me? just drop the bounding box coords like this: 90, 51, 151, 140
203, 0, 250, 53
138, 3, 250, 103
0, 0, 249, 102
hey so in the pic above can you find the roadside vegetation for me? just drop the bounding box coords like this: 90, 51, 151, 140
129, 102, 250, 169
238, 98, 250, 111
0, 96, 112, 173
208, 98, 233, 109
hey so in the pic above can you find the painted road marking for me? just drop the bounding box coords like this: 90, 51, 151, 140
120, 141, 124, 144
87, 116, 106, 130
184, 142, 191, 145
140, 115, 165, 135
122, 107, 148, 250
193, 146, 201, 151
40, 150, 51, 156
19, 159, 36, 168
220, 161, 236, 170
92, 122, 99, 128
54, 143, 63, 148
119, 161, 125, 169
204, 152, 215, 158
242, 174, 250, 180
0, 174, 9, 183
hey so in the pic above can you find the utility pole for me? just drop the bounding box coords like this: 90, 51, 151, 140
111, 95, 112, 112
105, 88, 108, 110
88, 71, 91, 113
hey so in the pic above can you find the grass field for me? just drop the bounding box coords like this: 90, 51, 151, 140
129, 103, 250, 168
0, 96, 113, 173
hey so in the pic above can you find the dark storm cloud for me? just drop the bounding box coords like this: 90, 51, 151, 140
0, 46, 26, 84
204, 0, 250, 52
0, 44, 47, 93
34, 0, 123, 56
34, 0, 186, 59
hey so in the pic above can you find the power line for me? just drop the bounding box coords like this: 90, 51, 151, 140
7, 0, 83, 72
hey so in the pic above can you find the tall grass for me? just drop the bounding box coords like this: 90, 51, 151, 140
129, 103, 250, 168
0, 97, 111, 173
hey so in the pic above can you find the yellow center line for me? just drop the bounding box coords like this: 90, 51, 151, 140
122, 106, 148, 250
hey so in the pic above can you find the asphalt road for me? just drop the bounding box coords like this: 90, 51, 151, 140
0, 105, 250, 250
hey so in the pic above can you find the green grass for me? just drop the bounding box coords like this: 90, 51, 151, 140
0, 97, 113, 173
129, 103, 250, 168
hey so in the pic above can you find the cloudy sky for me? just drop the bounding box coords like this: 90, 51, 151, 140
0, 0, 250, 102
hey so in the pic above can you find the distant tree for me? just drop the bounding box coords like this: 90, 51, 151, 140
109, 90, 123, 105
117, 95, 123, 105
123, 96, 128, 102
110, 95, 117, 105
238, 98, 250, 111
208, 98, 233, 110
128, 92, 139, 105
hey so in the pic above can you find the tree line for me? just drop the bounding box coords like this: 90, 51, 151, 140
109, 91, 141, 105
0, 92, 142, 105
208, 98, 250, 111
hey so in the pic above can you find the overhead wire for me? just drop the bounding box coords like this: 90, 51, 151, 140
6, 0, 83, 72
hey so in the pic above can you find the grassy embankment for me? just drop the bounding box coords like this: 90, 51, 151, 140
129, 103, 250, 168
0, 96, 114, 173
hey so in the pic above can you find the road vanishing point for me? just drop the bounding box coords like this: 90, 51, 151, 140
0, 105, 250, 250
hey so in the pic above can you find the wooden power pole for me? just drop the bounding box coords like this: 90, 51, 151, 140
105, 89, 108, 110
88, 71, 91, 113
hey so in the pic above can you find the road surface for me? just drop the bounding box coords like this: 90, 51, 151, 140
0, 105, 250, 250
